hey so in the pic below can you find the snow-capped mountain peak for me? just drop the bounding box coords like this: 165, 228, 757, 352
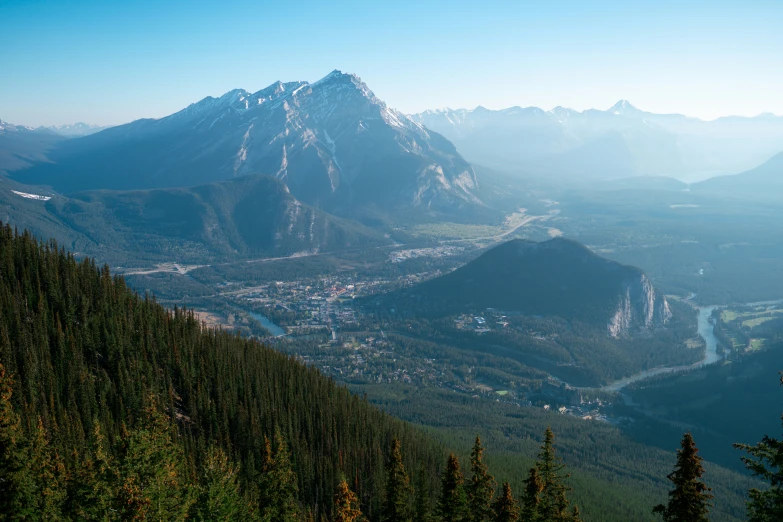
609, 99, 640, 115
16, 71, 481, 218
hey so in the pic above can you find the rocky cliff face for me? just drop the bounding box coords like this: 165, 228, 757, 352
608, 274, 672, 337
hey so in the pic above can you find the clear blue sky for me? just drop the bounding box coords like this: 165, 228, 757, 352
2, 0, 782, 126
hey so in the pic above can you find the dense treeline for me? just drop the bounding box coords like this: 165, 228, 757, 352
0, 224, 444, 520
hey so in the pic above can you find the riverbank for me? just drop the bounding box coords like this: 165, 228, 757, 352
601, 305, 720, 392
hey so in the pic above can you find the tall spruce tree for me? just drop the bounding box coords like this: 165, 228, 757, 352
195, 446, 245, 521
653, 432, 712, 522
334, 476, 365, 522
414, 466, 432, 522
115, 399, 196, 521
467, 436, 496, 522
437, 454, 469, 522
382, 438, 412, 522
28, 418, 68, 520
492, 482, 520, 522
735, 373, 783, 522
66, 422, 117, 521
535, 428, 575, 522
521, 467, 543, 522
259, 431, 300, 522
0, 365, 36, 519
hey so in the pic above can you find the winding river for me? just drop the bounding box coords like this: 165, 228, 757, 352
602, 305, 719, 392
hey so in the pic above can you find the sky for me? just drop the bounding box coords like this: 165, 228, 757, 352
1, 0, 782, 127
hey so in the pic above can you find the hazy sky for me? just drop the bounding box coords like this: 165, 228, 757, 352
2, 0, 782, 127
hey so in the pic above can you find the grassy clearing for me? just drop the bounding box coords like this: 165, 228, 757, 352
721, 310, 739, 322
742, 316, 777, 328
408, 222, 502, 239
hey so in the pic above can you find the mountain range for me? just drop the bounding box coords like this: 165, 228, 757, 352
9, 71, 482, 221
0, 119, 65, 173
372, 237, 672, 336
412, 101, 783, 182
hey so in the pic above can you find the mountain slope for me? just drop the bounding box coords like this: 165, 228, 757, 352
12, 71, 481, 219
376, 238, 671, 335
691, 151, 783, 200
1, 174, 389, 263
0, 223, 445, 520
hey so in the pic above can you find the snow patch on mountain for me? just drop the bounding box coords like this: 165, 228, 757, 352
12, 190, 51, 201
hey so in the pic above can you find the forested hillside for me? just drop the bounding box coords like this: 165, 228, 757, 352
0, 174, 389, 265
0, 223, 444, 519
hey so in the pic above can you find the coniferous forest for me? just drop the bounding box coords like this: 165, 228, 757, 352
2, 223, 783, 521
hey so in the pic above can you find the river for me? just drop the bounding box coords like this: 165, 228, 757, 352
601, 305, 719, 392
249, 312, 287, 337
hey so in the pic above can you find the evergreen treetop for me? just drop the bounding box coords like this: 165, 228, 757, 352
467, 435, 496, 522
653, 432, 712, 522
734, 372, 783, 522
382, 438, 412, 522
334, 476, 365, 522
437, 453, 469, 522
535, 427, 574, 522
492, 482, 520, 522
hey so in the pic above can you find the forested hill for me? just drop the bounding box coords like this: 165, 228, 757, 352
370, 238, 671, 333
0, 223, 444, 520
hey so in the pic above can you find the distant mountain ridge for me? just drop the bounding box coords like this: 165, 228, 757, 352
46, 122, 109, 137
412, 102, 783, 181
691, 151, 783, 200
12, 71, 482, 220
0, 119, 65, 173
374, 238, 672, 336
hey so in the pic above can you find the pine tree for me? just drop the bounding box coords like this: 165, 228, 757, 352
0, 364, 36, 519
535, 428, 574, 522
259, 431, 300, 522
570, 505, 582, 522
733, 372, 783, 522
382, 438, 412, 522
195, 446, 246, 521
66, 422, 118, 520
28, 418, 68, 520
414, 466, 431, 522
739, 444, 783, 519
436, 453, 469, 522
115, 399, 196, 521
492, 482, 519, 522
467, 436, 496, 522
333, 476, 365, 522
735, 426, 783, 521
653, 432, 712, 522
521, 467, 543, 522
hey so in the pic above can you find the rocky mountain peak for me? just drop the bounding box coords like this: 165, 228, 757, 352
13, 71, 481, 220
